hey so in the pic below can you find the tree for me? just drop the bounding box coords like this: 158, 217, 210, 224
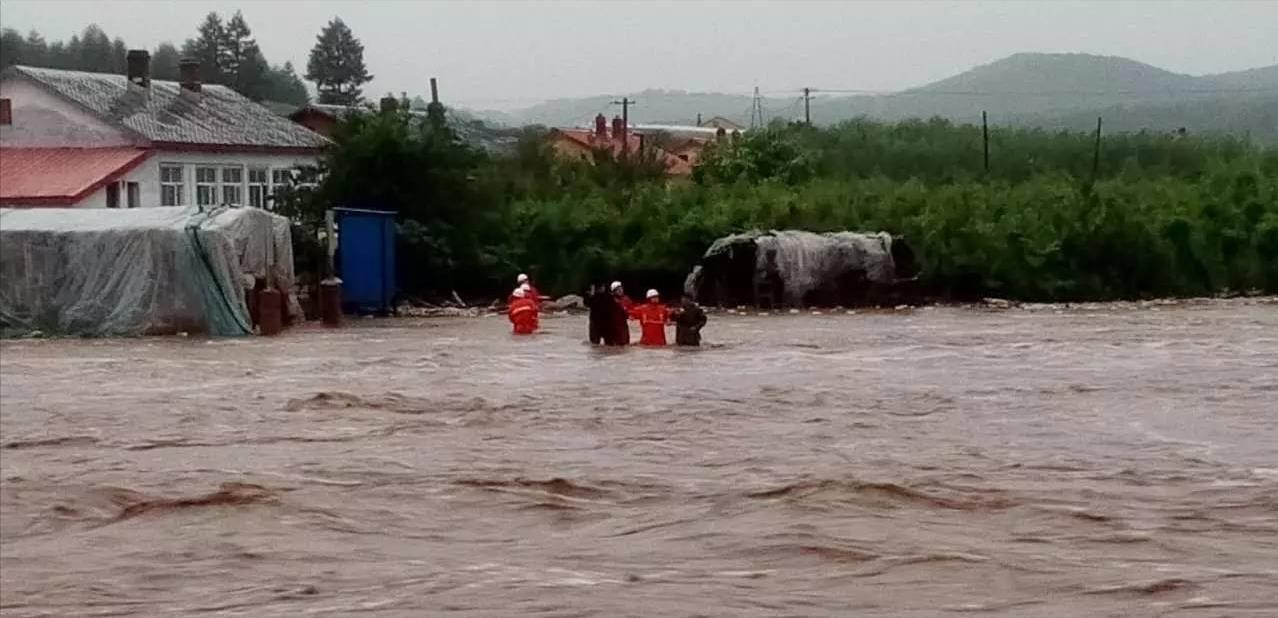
221, 11, 268, 99
182, 12, 228, 84
306, 17, 372, 105
0, 28, 23, 69
24, 31, 49, 66
110, 37, 128, 74
77, 25, 114, 73
261, 61, 310, 106
152, 42, 181, 81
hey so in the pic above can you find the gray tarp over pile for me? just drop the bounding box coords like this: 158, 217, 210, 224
687, 230, 899, 306
0, 206, 296, 337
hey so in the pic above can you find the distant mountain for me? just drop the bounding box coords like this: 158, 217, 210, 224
465, 53, 1278, 143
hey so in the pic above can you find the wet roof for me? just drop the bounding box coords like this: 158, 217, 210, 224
4, 66, 329, 151
0, 147, 151, 205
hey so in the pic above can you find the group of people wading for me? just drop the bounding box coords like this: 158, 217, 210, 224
507, 274, 707, 347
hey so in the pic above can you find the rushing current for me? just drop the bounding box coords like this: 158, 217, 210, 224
2, 300, 1276, 617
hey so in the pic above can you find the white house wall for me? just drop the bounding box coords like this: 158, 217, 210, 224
0, 77, 136, 147
135, 150, 320, 208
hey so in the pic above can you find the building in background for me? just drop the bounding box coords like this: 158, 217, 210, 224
0, 50, 327, 209
547, 114, 704, 176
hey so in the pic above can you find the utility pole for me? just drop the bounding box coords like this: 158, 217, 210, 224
750, 87, 764, 130
803, 87, 812, 126
612, 96, 633, 156
982, 110, 990, 176
1091, 116, 1103, 183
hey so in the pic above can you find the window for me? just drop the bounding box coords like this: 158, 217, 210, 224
195, 166, 218, 206
271, 168, 294, 200
160, 165, 185, 206
248, 167, 269, 208
126, 182, 140, 208
0, 98, 11, 126
106, 182, 120, 209
220, 166, 243, 206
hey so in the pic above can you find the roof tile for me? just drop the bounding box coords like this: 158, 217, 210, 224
7, 66, 328, 150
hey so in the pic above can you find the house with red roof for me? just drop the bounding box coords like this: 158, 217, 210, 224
548, 114, 698, 177
0, 50, 328, 209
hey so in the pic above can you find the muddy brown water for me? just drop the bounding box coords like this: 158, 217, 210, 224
2, 301, 1276, 617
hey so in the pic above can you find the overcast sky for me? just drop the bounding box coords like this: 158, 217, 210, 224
2, 0, 1275, 109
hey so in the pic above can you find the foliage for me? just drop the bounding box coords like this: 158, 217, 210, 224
304, 114, 1276, 302
305, 17, 372, 105
2, 19, 306, 104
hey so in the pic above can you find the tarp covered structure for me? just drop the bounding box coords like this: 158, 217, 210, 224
0, 206, 296, 337
685, 230, 912, 307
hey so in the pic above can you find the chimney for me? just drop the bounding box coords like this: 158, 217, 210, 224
379, 95, 399, 114
594, 113, 607, 139
178, 58, 202, 93
612, 116, 624, 141
126, 50, 150, 88
696, 112, 703, 127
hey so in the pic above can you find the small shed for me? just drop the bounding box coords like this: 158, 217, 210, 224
334, 208, 396, 315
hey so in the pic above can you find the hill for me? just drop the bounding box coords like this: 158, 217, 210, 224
471, 53, 1278, 143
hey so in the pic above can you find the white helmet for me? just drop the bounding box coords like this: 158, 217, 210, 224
610, 281, 623, 292
646, 289, 660, 299
512, 288, 526, 298
517, 273, 529, 284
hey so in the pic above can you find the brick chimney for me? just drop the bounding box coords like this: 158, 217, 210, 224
594, 114, 607, 139
178, 58, 202, 93
611, 116, 624, 142
126, 50, 150, 88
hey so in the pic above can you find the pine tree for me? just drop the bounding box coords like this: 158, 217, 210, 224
182, 12, 228, 84
152, 42, 181, 81
222, 11, 268, 99
305, 17, 372, 105
0, 29, 22, 69
262, 61, 310, 105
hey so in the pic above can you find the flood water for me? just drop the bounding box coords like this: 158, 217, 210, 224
2, 300, 1276, 617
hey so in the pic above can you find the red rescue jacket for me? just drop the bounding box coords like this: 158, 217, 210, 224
508, 298, 539, 335
630, 301, 670, 346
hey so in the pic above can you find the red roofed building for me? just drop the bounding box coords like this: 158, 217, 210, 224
548, 114, 696, 177
0, 50, 327, 209
0, 147, 152, 207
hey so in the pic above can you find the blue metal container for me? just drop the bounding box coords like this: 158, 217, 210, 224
334, 208, 396, 315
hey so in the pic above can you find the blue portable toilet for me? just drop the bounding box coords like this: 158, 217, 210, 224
334, 208, 396, 315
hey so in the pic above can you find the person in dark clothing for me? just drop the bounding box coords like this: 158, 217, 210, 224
672, 295, 708, 346
585, 284, 619, 345
610, 281, 633, 346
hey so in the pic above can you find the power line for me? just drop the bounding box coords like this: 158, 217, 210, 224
809, 86, 1278, 96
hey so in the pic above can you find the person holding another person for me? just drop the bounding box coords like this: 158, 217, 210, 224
630, 289, 671, 346
672, 294, 708, 346
507, 287, 539, 335
610, 281, 634, 345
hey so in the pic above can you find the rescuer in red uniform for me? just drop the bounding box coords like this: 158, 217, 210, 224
630, 289, 670, 346
507, 288, 539, 335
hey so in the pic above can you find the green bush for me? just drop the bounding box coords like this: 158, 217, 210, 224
297, 113, 1277, 302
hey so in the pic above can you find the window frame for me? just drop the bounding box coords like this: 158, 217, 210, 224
219, 166, 244, 206
195, 166, 219, 207
249, 167, 270, 209
160, 164, 185, 206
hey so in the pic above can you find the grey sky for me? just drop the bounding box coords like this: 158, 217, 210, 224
2, 0, 1275, 110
